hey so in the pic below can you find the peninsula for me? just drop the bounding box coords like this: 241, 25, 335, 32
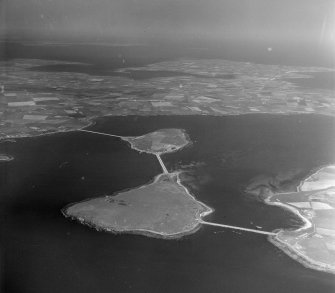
248, 165, 335, 274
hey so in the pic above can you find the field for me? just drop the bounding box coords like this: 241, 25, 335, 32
63, 173, 211, 238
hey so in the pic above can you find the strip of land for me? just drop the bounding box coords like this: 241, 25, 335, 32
78, 129, 124, 139
156, 154, 169, 174
199, 220, 276, 235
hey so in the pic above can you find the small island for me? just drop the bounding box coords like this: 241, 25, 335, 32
63, 128, 212, 239
123, 128, 190, 154
248, 165, 335, 274
0, 154, 14, 162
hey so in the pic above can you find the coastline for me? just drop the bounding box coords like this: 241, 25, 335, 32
62, 171, 214, 239
123, 128, 192, 156
4, 114, 335, 260
296, 164, 334, 191
268, 234, 335, 274
265, 196, 313, 232
1, 112, 332, 143
264, 167, 335, 274
62, 208, 204, 240
31, 119, 215, 240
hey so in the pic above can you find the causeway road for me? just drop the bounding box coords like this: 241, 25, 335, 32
199, 220, 277, 235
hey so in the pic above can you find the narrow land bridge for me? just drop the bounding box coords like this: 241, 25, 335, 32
78, 129, 124, 138
199, 220, 276, 235
78, 129, 277, 236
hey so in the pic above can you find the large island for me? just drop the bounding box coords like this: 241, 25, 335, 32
63, 128, 212, 238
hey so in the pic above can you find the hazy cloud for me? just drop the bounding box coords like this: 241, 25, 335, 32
1, 0, 334, 44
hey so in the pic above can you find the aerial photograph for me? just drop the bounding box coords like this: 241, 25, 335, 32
1, 0, 335, 292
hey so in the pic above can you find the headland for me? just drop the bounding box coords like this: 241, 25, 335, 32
248, 165, 335, 274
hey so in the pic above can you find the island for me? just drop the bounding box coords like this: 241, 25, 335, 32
63, 128, 213, 238
0, 154, 14, 162
124, 128, 190, 154
247, 165, 335, 274
63, 172, 212, 238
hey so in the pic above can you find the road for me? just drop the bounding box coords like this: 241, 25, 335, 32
78, 129, 124, 139
199, 220, 276, 235
156, 154, 169, 174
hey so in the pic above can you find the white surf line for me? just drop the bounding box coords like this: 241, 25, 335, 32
156, 154, 169, 174
78, 129, 125, 139
199, 220, 276, 236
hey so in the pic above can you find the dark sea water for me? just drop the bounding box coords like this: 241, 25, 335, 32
1, 114, 335, 293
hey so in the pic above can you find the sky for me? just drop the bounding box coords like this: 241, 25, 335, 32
1, 0, 334, 46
